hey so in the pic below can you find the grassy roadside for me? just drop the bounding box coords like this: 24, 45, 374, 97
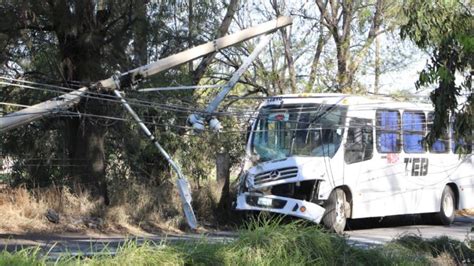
0, 182, 472, 235
1, 219, 472, 265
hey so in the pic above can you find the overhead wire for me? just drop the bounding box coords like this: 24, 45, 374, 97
0, 79, 425, 120
0, 77, 211, 109
3, 76, 428, 116
0, 77, 455, 133
0, 81, 434, 122
1, 77, 236, 112
0, 80, 217, 115
138, 84, 224, 91
0, 99, 444, 135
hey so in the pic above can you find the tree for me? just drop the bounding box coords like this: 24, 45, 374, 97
400, 1, 472, 149
0, 1, 148, 203
315, 0, 387, 92
1, 1, 246, 196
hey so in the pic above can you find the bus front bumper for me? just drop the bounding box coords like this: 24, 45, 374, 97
235, 192, 326, 223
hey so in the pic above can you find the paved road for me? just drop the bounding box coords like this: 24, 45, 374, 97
345, 215, 473, 248
0, 216, 472, 260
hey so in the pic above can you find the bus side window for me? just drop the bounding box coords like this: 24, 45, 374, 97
427, 112, 449, 153
403, 111, 426, 153
345, 118, 373, 164
376, 110, 401, 153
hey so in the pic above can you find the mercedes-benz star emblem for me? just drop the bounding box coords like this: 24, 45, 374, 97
269, 170, 280, 179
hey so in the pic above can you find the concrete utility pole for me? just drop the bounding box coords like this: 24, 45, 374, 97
0, 87, 88, 132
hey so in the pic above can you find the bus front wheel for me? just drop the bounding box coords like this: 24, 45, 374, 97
322, 188, 348, 234
436, 186, 456, 225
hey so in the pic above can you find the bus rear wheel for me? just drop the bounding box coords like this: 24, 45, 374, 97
435, 186, 456, 225
322, 188, 348, 234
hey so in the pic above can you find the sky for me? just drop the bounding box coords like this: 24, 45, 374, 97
361, 53, 430, 96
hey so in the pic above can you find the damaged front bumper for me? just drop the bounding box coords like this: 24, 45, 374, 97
235, 192, 326, 223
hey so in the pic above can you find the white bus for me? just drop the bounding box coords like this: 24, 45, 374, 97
235, 93, 473, 233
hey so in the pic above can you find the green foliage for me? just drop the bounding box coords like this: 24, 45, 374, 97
81, 241, 186, 266
1, 1, 244, 192
0, 248, 45, 266
400, 1, 473, 148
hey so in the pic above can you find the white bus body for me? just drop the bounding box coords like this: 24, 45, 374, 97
235, 94, 473, 232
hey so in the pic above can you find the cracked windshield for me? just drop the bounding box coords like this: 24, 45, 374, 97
251, 103, 347, 162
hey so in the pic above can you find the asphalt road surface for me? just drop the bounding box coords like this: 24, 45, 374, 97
0, 216, 472, 260
345, 215, 473, 248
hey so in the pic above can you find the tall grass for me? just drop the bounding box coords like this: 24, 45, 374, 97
0, 248, 45, 266
217, 217, 420, 265
4, 217, 472, 265
0, 185, 101, 232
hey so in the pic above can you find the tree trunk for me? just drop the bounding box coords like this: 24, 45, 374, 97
73, 120, 109, 204
317, 0, 353, 92
216, 152, 230, 211
336, 41, 350, 92
281, 26, 297, 94
306, 23, 327, 92
374, 34, 380, 94
133, 0, 148, 66
54, 0, 110, 204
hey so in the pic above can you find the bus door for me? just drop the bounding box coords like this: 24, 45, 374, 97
343, 118, 376, 218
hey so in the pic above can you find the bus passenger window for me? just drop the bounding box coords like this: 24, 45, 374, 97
403, 111, 426, 153
376, 110, 401, 153
427, 112, 449, 153
345, 119, 373, 164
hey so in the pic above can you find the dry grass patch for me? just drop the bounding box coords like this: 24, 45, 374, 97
457, 208, 474, 216
0, 183, 184, 234
0, 178, 235, 234
0, 185, 100, 233
0, 186, 47, 232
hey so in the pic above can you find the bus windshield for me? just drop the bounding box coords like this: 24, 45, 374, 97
251, 104, 347, 162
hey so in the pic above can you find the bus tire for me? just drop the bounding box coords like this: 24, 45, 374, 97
322, 188, 348, 234
435, 186, 456, 225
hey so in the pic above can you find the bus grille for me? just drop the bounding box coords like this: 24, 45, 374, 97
254, 167, 298, 185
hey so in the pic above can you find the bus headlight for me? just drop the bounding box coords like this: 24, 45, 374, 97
244, 173, 254, 189
238, 172, 249, 192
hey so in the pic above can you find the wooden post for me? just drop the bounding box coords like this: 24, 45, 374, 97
216, 152, 230, 210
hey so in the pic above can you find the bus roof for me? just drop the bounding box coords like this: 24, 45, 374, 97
260, 93, 433, 112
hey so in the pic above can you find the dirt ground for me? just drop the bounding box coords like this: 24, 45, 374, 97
457, 208, 474, 216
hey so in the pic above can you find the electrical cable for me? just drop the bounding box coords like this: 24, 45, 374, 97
0, 100, 445, 135
4, 76, 436, 116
